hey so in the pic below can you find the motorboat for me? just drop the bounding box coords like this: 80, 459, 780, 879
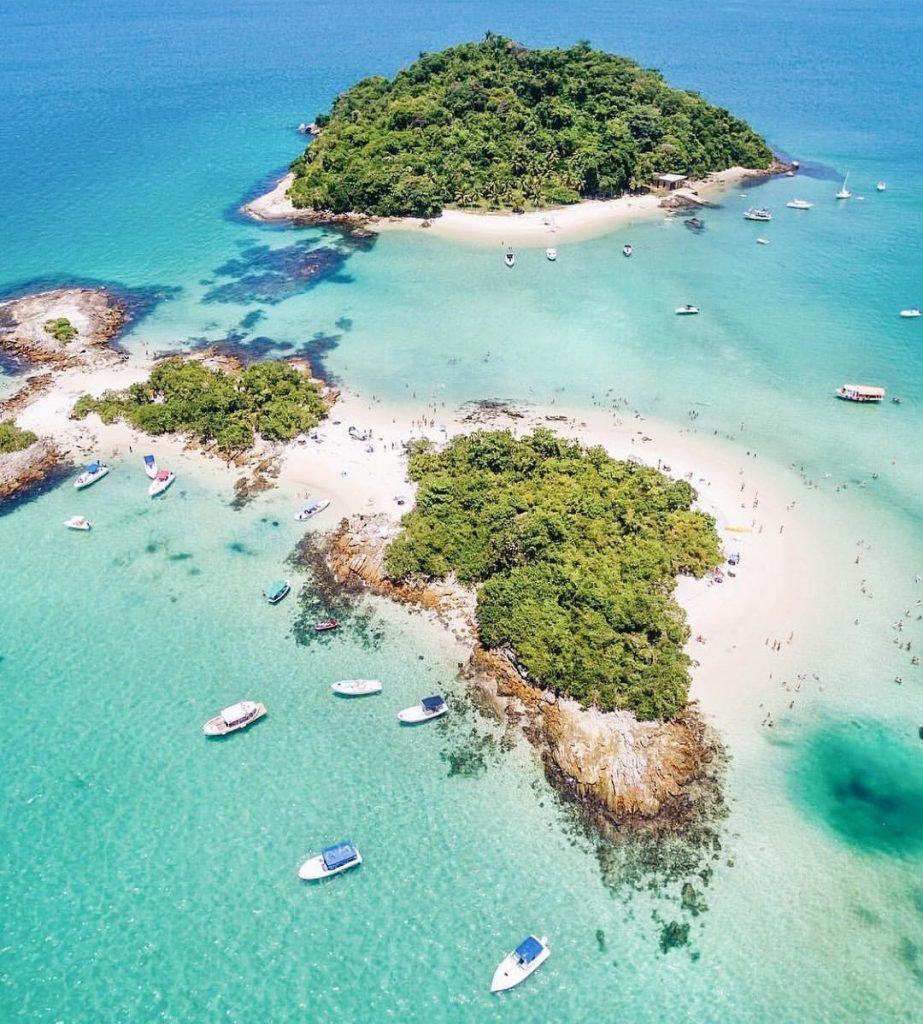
836, 384, 885, 403
877, 181, 887, 192
743, 208, 772, 221
490, 935, 550, 993
202, 700, 267, 736
264, 579, 290, 604
142, 454, 157, 479
786, 199, 813, 209
295, 498, 330, 521
64, 516, 91, 531
298, 839, 362, 881
683, 217, 704, 231
836, 173, 851, 199
899, 309, 921, 318
314, 618, 339, 632
545, 248, 557, 261
148, 470, 175, 497
622, 243, 633, 256
675, 304, 699, 315
74, 462, 109, 490
504, 250, 515, 268
331, 679, 382, 697
398, 694, 448, 723
756, 238, 770, 245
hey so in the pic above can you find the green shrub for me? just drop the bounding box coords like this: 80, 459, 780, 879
0, 419, 38, 453
43, 318, 77, 342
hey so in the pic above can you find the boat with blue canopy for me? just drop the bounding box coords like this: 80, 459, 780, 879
74, 462, 109, 490
491, 934, 551, 992
398, 694, 448, 723
142, 454, 157, 479
298, 839, 363, 880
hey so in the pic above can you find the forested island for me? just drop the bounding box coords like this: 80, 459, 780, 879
288, 35, 773, 217
385, 429, 720, 719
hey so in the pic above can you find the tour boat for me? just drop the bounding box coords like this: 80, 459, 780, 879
877, 181, 887, 192
545, 248, 557, 261
743, 208, 772, 221
622, 243, 633, 256
331, 679, 382, 697
675, 304, 699, 315
836, 173, 851, 199
295, 498, 330, 521
490, 935, 551, 993
64, 516, 91, 531
836, 384, 885, 403
298, 839, 362, 881
786, 199, 813, 210
899, 308, 921, 318
314, 618, 339, 632
264, 579, 290, 604
142, 454, 157, 479
397, 694, 448, 723
202, 700, 267, 736
504, 250, 515, 268
74, 462, 109, 490
148, 470, 175, 497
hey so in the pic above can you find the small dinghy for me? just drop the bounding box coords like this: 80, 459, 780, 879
622, 243, 633, 256
899, 308, 921, 318
142, 454, 157, 479
298, 839, 362, 881
545, 248, 557, 261
295, 498, 330, 521
64, 516, 92, 531
398, 694, 448, 723
675, 304, 699, 315
877, 181, 887, 192
314, 618, 339, 632
202, 700, 266, 736
148, 470, 175, 497
491, 935, 550, 993
264, 579, 290, 605
331, 679, 382, 697
504, 250, 515, 268
74, 462, 109, 490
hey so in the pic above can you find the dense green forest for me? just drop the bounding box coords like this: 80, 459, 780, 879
0, 419, 38, 453
385, 429, 721, 719
72, 359, 327, 452
289, 35, 772, 217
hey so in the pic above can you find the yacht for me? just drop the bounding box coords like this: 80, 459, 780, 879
74, 462, 109, 490
331, 679, 382, 697
142, 454, 157, 479
899, 309, 921, 318
545, 248, 557, 261
504, 250, 515, 268
836, 384, 885, 403
622, 243, 633, 256
64, 516, 92, 531
786, 199, 813, 210
836, 173, 851, 199
675, 304, 699, 315
202, 700, 267, 736
298, 839, 362, 881
743, 208, 772, 221
398, 694, 448, 723
148, 470, 175, 497
490, 935, 551, 993
295, 498, 330, 521
264, 579, 290, 604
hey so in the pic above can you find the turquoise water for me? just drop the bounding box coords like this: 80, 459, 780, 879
3, 1, 923, 1020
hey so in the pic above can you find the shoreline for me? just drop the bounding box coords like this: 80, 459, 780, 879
242, 165, 784, 247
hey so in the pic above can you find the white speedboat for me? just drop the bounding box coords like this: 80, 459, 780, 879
202, 700, 266, 736
899, 308, 921, 318
491, 935, 550, 993
331, 679, 382, 697
675, 304, 699, 315
877, 181, 887, 192
743, 207, 772, 221
295, 498, 330, 521
74, 462, 109, 490
504, 250, 515, 267
398, 694, 448, 723
148, 470, 175, 497
142, 454, 157, 479
622, 243, 633, 257
836, 173, 851, 199
786, 199, 813, 209
545, 248, 557, 261
756, 238, 770, 245
298, 839, 362, 881
64, 516, 91, 531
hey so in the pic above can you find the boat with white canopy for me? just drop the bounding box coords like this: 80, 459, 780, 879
836, 384, 885, 403
202, 700, 267, 736
490, 935, 551, 992
298, 839, 362, 881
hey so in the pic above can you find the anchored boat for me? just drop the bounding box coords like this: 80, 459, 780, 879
743, 208, 772, 221
398, 694, 448, 723
504, 250, 516, 268
491, 935, 551, 993
264, 579, 290, 605
836, 384, 885, 403
675, 304, 699, 315
331, 679, 382, 697
202, 700, 266, 736
148, 470, 175, 497
74, 462, 109, 490
298, 839, 362, 881
142, 454, 157, 479
295, 498, 330, 521
64, 516, 92, 531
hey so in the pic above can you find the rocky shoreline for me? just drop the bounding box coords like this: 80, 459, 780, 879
309, 512, 725, 836
0, 437, 66, 507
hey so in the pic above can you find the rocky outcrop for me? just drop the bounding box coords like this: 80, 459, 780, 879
241, 173, 378, 238
0, 438, 65, 505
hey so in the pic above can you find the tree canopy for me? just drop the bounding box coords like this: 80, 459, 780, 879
72, 358, 327, 452
289, 36, 772, 217
0, 419, 38, 453
385, 429, 721, 719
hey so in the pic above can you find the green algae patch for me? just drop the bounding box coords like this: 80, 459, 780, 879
790, 719, 923, 856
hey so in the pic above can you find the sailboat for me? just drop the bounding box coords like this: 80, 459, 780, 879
836, 173, 851, 200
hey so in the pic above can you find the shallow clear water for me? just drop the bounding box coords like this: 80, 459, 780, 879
2, 1, 923, 1020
